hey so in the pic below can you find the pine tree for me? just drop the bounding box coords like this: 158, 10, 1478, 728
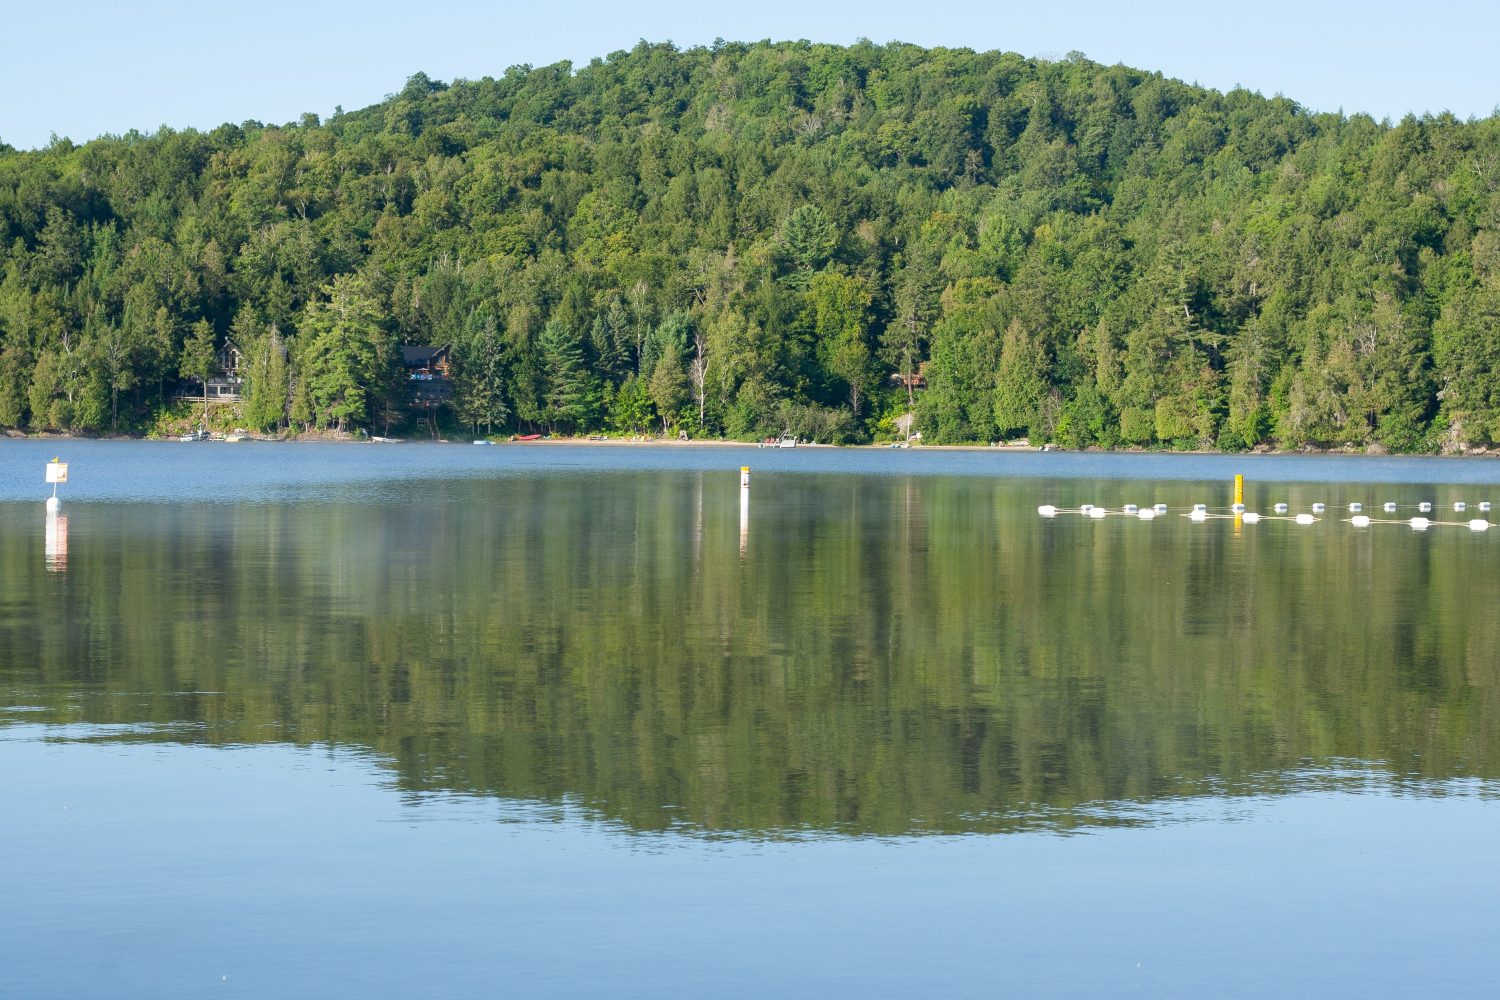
537, 317, 598, 433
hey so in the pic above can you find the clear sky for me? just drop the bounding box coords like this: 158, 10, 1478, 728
4, 0, 1497, 150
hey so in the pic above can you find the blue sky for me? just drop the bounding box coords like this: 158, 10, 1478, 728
4, 0, 1497, 149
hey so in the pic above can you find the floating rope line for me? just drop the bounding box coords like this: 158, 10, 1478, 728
1342, 516, 1491, 531
1039, 505, 1491, 532
1039, 473, 1492, 531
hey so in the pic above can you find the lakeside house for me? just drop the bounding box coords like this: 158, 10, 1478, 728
889, 361, 929, 391
402, 344, 454, 408
174, 338, 245, 403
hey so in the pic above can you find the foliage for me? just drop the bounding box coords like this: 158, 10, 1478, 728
1, 41, 1497, 448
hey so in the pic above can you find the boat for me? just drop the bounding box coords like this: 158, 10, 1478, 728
778, 435, 797, 449
473, 440, 494, 446
178, 429, 209, 442
371, 436, 403, 443
515, 433, 543, 441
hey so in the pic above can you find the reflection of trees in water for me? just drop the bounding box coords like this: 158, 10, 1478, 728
2, 475, 1498, 836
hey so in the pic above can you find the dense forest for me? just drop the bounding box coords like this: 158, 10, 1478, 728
2, 40, 1499, 448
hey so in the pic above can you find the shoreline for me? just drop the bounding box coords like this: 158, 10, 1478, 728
6, 427, 1495, 458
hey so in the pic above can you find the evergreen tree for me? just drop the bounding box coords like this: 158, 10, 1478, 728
179, 319, 217, 426
297, 274, 389, 432
537, 317, 598, 433
992, 319, 1050, 440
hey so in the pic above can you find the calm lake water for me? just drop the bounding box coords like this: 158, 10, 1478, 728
3, 440, 1500, 997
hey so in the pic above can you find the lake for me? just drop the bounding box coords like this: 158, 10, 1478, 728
3, 440, 1499, 997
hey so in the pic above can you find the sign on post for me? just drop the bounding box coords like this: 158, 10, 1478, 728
46, 460, 68, 484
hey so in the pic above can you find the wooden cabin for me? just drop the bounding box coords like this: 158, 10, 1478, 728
402, 345, 454, 408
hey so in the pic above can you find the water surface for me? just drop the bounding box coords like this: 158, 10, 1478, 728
2, 441, 1498, 996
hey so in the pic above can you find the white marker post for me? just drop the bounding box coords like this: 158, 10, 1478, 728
46, 457, 68, 514
739, 467, 750, 556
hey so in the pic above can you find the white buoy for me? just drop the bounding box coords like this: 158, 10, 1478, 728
1350, 515, 1371, 528
1469, 519, 1491, 532
1137, 508, 1157, 520
1080, 503, 1095, 513
1242, 512, 1261, 524
1189, 509, 1208, 522
46, 495, 60, 515
1273, 503, 1289, 514
1231, 502, 1246, 514
1348, 502, 1363, 513
1454, 501, 1467, 512
1296, 513, 1316, 525
1383, 502, 1397, 513
1089, 507, 1108, 519
1311, 503, 1326, 513
1153, 503, 1168, 514
1410, 517, 1430, 531
1038, 505, 1058, 518
1192, 503, 1208, 513
1480, 502, 1492, 513
1122, 504, 1139, 514
1419, 502, 1433, 513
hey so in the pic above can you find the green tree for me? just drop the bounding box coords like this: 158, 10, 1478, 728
179, 319, 217, 426
1433, 284, 1500, 446
242, 322, 290, 433
782, 205, 837, 286
297, 274, 390, 432
810, 271, 876, 420
452, 314, 511, 436
537, 317, 598, 433
992, 319, 1050, 440
648, 354, 687, 433
609, 373, 653, 434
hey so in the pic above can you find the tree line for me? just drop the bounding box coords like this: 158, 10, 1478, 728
2, 40, 1499, 447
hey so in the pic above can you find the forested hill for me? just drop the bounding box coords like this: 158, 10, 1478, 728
2, 41, 1499, 448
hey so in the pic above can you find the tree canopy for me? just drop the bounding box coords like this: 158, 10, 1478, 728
2, 40, 1498, 448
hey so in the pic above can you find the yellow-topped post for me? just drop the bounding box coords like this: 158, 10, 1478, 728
1234, 474, 1244, 508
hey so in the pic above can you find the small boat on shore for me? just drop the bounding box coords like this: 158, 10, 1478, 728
371, 436, 403, 443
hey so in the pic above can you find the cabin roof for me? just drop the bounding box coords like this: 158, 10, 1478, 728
401, 345, 449, 366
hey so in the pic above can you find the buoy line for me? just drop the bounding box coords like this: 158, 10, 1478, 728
1038, 474, 1491, 530
1038, 504, 1491, 531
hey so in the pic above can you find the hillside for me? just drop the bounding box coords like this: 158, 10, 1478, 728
2, 39, 1498, 447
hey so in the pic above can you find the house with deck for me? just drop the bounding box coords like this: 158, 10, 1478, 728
402, 344, 454, 408
174, 338, 245, 403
